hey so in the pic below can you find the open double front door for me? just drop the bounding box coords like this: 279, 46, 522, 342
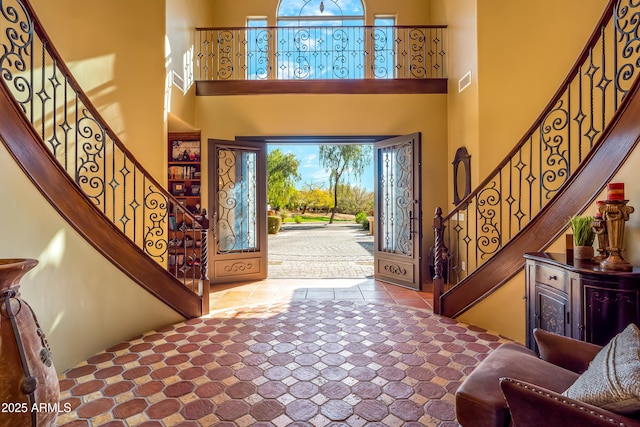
373, 133, 422, 290
208, 139, 268, 283
208, 134, 421, 289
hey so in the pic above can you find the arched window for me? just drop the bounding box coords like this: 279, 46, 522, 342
277, 0, 364, 26
276, 0, 366, 79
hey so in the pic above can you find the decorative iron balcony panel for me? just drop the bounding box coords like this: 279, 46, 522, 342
195, 25, 446, 81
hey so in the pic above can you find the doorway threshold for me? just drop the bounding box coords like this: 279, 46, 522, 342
209, 278, 433, 313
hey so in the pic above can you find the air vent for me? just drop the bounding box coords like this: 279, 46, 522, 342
458, 71, 472, 93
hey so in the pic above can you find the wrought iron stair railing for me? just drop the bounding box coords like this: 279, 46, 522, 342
432, 0, 640, 314
0, 1, 207, 306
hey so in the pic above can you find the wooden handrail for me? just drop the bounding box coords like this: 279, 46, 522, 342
195, 25, 449, 31
436, 73, 640, 317
0, 80, 203, 318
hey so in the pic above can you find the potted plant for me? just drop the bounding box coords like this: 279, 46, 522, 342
569, 215, 595, 260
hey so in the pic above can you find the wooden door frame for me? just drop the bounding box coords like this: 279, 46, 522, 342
208, 139, 268, 284
373, 133, 422, 290
236, 135, 394, 145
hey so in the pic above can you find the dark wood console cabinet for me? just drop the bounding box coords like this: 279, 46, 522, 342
524, 252, 640, 350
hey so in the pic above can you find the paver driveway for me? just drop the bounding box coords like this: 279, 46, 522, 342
267, 222, 374, 278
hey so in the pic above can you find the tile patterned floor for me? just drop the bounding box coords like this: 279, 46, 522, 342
209, 279, 434, 312
56, 297, 512, 427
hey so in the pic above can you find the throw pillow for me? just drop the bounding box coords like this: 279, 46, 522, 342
562, 323, 640, 415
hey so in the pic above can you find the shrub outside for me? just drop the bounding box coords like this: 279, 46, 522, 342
268, 216, 282, 234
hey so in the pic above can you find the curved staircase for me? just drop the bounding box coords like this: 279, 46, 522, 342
433, 0, 640, 317
0, 0, 208, 318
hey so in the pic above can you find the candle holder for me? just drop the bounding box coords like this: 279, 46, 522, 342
599, 200, 634, 271
590, 217, 608, 263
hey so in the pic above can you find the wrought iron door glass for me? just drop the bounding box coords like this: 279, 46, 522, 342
216, 148, 258, 253
379, 142, 413, 256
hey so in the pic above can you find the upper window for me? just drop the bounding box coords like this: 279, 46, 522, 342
276, 0, 366, 79
246, 18, 269, 80
277, 0, 364, 26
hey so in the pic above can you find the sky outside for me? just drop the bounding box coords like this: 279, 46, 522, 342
268, 144, 374, 192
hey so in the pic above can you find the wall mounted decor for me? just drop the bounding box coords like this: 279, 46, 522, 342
452, 146, 471, 206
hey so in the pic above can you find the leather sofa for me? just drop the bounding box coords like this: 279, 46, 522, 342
455, 328, 640, 427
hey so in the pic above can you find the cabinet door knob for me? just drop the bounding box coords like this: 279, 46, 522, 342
548, 275, 558, 281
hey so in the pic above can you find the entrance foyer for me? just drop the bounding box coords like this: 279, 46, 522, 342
208, 134, 423, 290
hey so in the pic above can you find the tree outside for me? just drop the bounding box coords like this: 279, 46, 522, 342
297, 184, 334, 214
267, 149, 301, 210
319, 145, 373, 223
336, 183, 373, 215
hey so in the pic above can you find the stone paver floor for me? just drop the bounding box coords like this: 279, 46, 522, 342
268, 223, 373, 278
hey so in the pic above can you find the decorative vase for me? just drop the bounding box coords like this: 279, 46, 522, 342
573, 245, 594, 260
0, 259, 59, 427
590, 216, 608, 263
599, 200, 635, 271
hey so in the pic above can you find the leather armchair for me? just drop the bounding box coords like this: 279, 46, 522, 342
455, 329, 640, 427
497, 329, 640, 427
500, 377, 640, 427
532, 328, 601, 373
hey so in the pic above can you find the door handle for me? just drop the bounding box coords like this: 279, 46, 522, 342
211, 211, 217, 238
408, 200, 421, 240
409, 211, 414, 240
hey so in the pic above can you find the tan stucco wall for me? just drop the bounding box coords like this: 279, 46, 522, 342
431, 0, 480, 192
432, 0, 608, 198
476, 0, 609, 178
432, 0, 609, 342
166, 0, 216, 129
0, 143, 183, 373
30, 0, 167, 182
206, 0, 431, 27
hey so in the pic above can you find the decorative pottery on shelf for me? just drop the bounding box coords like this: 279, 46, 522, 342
0, 259, 59, 427
573, 245, 595, 260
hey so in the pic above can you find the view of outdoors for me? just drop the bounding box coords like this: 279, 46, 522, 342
266, 143, 375, 279
266, 144, 374, 222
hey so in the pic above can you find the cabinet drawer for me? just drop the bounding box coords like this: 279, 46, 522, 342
535, 264, 568, 292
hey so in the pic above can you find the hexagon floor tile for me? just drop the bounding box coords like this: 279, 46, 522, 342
56, 300, 513, 426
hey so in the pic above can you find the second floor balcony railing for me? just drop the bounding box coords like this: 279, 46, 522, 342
195, 25, 447, 81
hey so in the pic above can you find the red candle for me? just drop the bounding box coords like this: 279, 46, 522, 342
595, 200, 605, 218
607, 183, 625, 200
